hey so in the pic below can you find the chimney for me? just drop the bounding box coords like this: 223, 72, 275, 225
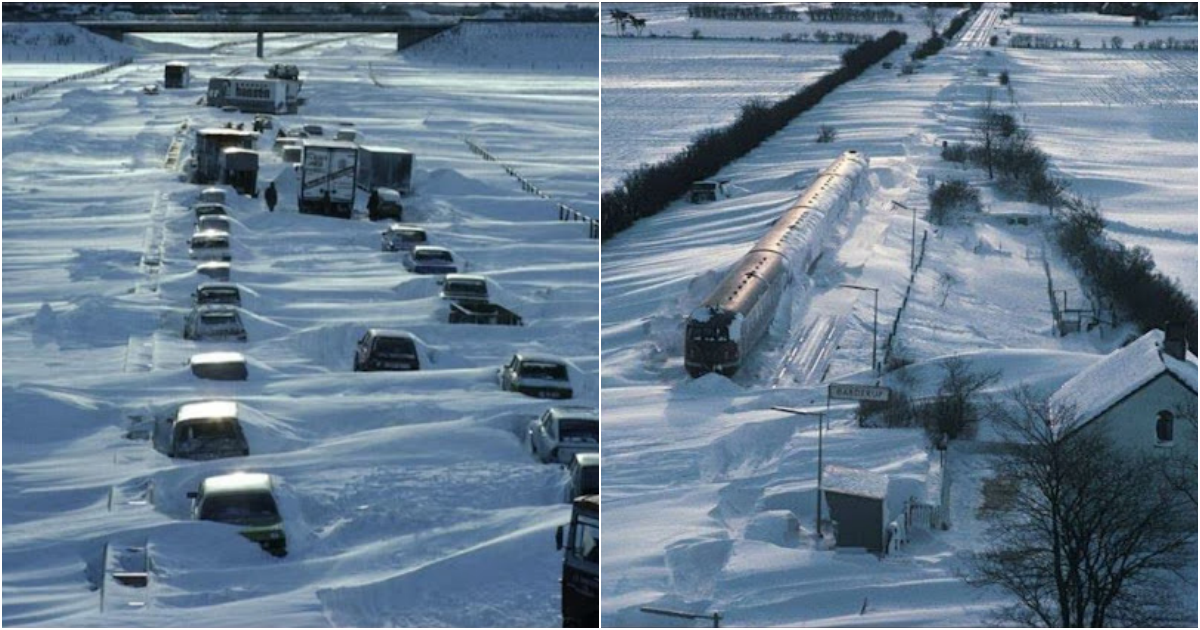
1162, 321, 1187, 361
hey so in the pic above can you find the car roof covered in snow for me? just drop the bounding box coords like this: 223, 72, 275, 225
412, 245, 451, 255
516, 352, 567, 366
823, 465, 888, 500
177, 400, 238, 423
366, 328, 415, 340
385, 223, 424, 233
572, 452, 600, 467
444, 273, 486, 284
1049, 329, 1198, 433
198, 128, 256, 138
189, 351, 246, 365
547, 406, 598, 422
201, 472, 273, 495
196, 261, 231, 270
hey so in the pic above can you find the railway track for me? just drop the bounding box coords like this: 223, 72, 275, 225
954, 4, 1003, 49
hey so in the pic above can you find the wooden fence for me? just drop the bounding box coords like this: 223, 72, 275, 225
463, 138, 599, 239
881, 229, 929, 368
2, 57, 134, 105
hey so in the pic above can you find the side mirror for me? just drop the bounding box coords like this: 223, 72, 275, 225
186, 491, 198, 499
555, 525, 564, 551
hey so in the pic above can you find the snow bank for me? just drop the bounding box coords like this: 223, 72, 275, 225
403, 22, 598, 70
2, 22, 136, 63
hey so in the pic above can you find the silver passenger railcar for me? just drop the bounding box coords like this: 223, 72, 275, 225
684, 151, 869, 378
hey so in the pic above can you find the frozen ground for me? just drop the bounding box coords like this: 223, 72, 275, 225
3, 22, 597, 627
600, 5, 1196, 626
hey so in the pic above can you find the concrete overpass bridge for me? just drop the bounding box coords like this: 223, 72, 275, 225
78, 18, 458, 57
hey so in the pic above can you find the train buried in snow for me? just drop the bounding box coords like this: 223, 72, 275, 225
684, 150, 870, 378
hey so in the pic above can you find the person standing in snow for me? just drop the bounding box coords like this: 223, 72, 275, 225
264, 182, 278, 213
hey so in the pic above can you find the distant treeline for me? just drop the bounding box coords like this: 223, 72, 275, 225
1010, 33, 1198, 50
1010, 2, 1197, 19
808, 6, 904, 23
687, 4, 804, 21
912, 7, 974, 60
601, 31, 908, 239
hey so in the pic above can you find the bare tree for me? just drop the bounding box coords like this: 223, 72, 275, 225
936, 271, 959, 307
921, 356, 1000, 439
923, 5, 940, 37
972, 89, 1003, 180
1160, 401, 1197, 507
971, 388, 1196, 627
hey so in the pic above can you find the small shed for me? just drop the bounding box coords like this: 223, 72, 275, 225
823, 465, 889, 553
220, 148, 259, 197
194, 128, 256, 185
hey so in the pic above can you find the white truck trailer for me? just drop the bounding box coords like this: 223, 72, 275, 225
299, 140, 358, 219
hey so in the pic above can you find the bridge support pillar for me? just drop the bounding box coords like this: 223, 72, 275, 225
256, 32, 264, 58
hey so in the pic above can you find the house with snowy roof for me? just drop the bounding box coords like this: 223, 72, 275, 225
822, 465, 889, 553
1049, 326, 1197, 458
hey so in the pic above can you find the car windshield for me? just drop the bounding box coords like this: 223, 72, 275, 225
520, 361, 568, 381
200, 492, 279, 524
401, 231, 427, 242
559, 420, 597, 442
193, 238, 228, 248
416, 250, 452, 262
202, 289, 238, 301
374, 337, 416, 355
199, 218, 229, 230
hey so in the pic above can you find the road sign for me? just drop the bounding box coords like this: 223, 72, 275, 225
828, 383, 890, 402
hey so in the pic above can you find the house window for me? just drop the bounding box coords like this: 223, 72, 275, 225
1155, 410, 1174, 445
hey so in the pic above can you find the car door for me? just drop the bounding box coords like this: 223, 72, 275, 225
355, 333, 371, 367
533, 412, 552, 455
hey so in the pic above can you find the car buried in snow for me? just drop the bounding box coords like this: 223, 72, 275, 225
184, 305, 247, 342
196, 214, 232, 234
565, 452, 599, 502
500, 353, 573, 400
198, 187, 227, 205
556, 495, 598, 627
189, 230, 232, 262
193, 203, 230, 219
402, 245, 458, 275
188, 472, 286, 557
192, 282, 242, 308
439, 274, 488, 303
528, 406, 598, 465
196, 261, 231, 282
167, 400, 249, 460
189, 351, 248, 381
353, 329, 421, 372
380, 224, 427, 252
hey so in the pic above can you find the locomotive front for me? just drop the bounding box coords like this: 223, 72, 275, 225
684, 306, 743, 377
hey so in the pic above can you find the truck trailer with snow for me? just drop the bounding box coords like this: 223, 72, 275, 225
298, 140, 358, 218
206, 77, 288, 114
357, 146, 414, 195
164, 61, 190, 88
264, 64, 302, 113
193, 128, 256, 185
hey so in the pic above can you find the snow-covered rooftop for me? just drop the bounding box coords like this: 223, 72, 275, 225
823, 465, 888, 500
1050, 329, 1198, 431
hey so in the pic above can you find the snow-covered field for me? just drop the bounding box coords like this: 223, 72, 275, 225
1003, 48, 1198, 299
601, 39, 845, 189
1006, 11, 1199, 48
601, 3, 961, 41
2, 22, 137, 95
3, 21, 598, 627
600, 5, 1196, 626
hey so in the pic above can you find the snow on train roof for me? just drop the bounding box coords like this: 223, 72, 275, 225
1049, 329, 1197, 433
823, 465, 888, 500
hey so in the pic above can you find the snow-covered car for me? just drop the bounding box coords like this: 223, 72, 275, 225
189, 351, 248, 381
403, 245, 458, 275
353, 329, 420, 372
689, 180, 730, 203
196, 214, 232, 234
189, 230, 231, 262
439, 274, 488, 303
188, 472, 286, 557
198, 188, 227, 205
565, 452, 599, 501
193, 282, 242, 308
380, 224, 427, 252
193, 203, 230, 219
500, 353, 574, 399
196, 261, 231, 282
528, 406, 598, 464
167, 400, 250, 460
183, 305, 247, 342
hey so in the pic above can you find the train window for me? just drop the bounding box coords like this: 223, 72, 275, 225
689, 325, 729, 342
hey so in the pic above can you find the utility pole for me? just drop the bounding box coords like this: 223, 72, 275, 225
772, 406, 826, 537
840, 284, 879, 375
893, 200, 916, 271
